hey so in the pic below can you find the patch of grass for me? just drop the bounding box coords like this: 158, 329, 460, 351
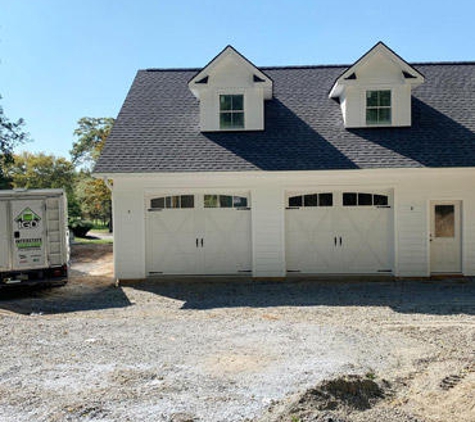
74, 237, 113, 245
90, 228, 111, 233
91, 221, 110, 230
365, 371, 377, 380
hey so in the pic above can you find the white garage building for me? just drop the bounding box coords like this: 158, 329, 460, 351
94, 42, 475, 280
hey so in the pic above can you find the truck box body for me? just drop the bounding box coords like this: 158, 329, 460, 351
0, 189, 69, 286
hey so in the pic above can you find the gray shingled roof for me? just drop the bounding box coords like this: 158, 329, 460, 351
94, 62, 475, 173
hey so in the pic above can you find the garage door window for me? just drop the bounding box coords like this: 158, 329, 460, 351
204, 195, 248, 208
343, 192, 388, 206
288, 193, 333, 207
150, 195, 194, 209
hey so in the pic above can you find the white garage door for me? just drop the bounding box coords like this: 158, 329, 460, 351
145, 193, 251, 275
286, 191, 393, 274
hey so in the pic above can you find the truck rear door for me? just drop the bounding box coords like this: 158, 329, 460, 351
11, 200, 47, 270
0, 200, 10, 271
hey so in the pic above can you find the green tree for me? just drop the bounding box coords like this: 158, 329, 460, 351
0, 95, 29, 187
75, 173, 111, 224
70, 117, 114, 169
70, 117, 114, 228
5, 152, 80, 216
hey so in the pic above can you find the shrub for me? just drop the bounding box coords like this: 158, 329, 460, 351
68, 219, 94, 238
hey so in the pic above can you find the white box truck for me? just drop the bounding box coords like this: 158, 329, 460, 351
0, 189, 69, 287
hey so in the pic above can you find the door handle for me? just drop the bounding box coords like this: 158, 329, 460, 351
334, 236, 337, 246
196, 238, 199, 248
340, 236, 342, 246
201, 238, 204, 247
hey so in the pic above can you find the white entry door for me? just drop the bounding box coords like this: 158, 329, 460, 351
286, 191, 393, 274
145, 193, 251, 275
430, 201, 462, 273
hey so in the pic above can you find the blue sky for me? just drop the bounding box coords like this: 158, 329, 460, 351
1, 0, 474, 159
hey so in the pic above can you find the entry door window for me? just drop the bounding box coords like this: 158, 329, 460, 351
434, 205, 455, 237
430, 201, 461, 274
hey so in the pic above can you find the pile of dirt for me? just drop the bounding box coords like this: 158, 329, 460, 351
256, 375, 419, 422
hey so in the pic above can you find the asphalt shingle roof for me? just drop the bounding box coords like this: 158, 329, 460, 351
94, 62, 475, 173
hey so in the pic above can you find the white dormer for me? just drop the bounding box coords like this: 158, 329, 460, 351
188, 46, 273, 132
329, 42, 425, 128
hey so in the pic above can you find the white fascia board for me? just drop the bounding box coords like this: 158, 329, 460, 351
188, 46, 273, 100
342, 43, 424, 83
329, 42, 425, 99
94, 167, 475, 182
328, 83, 343, 99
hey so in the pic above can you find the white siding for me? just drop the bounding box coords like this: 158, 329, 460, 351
396, 199, 428, 277
462, 198, 475, 275
199, 86, 264, 132
113, 188, 146, 279
336, 50, 419, 128
193, 52, 268, 132
343, 84, 412, 128
109, 168, 475, 280
251, 185, 285, 277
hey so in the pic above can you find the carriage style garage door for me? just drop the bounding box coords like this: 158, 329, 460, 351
285, 190, 393, 274
145, 193, 251, 275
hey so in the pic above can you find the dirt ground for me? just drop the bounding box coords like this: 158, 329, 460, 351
0, 244, 474, 421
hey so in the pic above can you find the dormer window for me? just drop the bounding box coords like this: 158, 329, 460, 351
329, 42, 425, 128
366, 90, 391, 125
220, 94, 244, 129
188, 46, 273, 132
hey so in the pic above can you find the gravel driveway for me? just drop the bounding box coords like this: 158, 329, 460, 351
0, 246, 474, 421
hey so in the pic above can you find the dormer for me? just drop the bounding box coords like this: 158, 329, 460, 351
188, 46, 273, 132
329, 42, 425, 128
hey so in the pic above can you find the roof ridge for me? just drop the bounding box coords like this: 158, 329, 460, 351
143, 60, 475, 73
411, 60, 475, 66
144, 67, 202, 72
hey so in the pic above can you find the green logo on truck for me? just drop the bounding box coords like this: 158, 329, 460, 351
15, 208, 41, 229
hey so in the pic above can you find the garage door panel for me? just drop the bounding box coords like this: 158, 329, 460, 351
341, 233, 390, 272
339, 208, 392, 272
286, 191, 393, 274
298, 235, 336, 273
202, 209, 251, 274
146, 194, 252, 275
146, 210, 198, 274
286, 208, 336, 273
